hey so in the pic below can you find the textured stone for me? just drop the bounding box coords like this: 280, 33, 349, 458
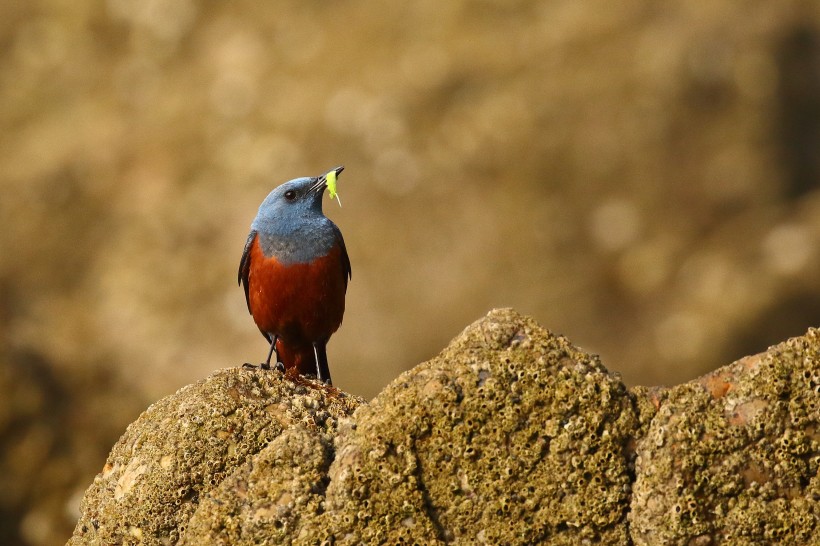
305, 308, 638, 544
181, 426, 334, 545
67, 310, 820, 545
68, 368, 362, 546
630, 329, 820, 545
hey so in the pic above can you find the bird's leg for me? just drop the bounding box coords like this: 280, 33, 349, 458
262, 336, 276, 370
261, 336, 285, 373
313, 342, 332, 385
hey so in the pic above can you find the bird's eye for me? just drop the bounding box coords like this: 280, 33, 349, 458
284, 190, 297, 201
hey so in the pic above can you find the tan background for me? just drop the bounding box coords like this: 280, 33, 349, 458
2, 1, 820, 544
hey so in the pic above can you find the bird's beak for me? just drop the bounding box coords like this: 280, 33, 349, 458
311, 166, 344, 193
320, 165, 344, 187
313, 165, 344, 206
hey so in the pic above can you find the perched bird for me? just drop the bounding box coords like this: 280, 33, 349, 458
238, 166, 350, 384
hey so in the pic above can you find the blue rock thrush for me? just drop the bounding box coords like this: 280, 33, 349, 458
238, 166, 350, 384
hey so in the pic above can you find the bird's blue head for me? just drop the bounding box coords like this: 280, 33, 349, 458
250, 167, 344, 263
252, 166, 343, 234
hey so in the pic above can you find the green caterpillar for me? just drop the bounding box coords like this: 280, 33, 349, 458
326, 168, 341, 206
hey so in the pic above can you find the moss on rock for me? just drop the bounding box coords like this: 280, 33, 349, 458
67, 368, 362, 546
67, 311, 820, 545
181, 426, 334, 545
629, 329, 820, 545
317, 308, 638, 544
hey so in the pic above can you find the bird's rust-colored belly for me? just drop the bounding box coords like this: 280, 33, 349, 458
247, 235, 347, 345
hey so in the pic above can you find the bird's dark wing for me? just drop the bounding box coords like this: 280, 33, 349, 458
333, 225, 352, 286
238, 230, 257, 313
239, 230, 272, 344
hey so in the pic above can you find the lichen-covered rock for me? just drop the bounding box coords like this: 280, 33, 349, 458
67, 368, 362, 546
67, 310, 820, 545
629, 329, 820, 545
181, 426, 334, 545
315, 308, 638, 545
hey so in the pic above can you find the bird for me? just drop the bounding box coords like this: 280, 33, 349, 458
238, 166, 351, 385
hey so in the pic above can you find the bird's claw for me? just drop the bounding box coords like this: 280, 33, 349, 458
246, 361, 285, 372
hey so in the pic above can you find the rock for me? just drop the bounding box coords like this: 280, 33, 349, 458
67, 368, 363, 546
630, 329, 820, 545
68, 309, 820, 545
181, 426, 334, 545
314, 307, 637, 545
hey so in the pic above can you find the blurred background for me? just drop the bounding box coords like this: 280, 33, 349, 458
2, 0, 820, 544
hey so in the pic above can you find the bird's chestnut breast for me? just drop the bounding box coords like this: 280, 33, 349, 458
246, 234, 347, 344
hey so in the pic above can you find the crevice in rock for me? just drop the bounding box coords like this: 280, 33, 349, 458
412, 442, 448, 544
312, 437, 336, 508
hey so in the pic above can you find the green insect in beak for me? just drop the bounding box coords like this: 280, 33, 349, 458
325, 167, 342, 207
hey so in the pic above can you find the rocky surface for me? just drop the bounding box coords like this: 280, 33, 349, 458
69, 309, 820, 544
181, 426, 335, 545
310, 309, 637, 545
630, 330, 820, 545
68, 369, 362, 546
